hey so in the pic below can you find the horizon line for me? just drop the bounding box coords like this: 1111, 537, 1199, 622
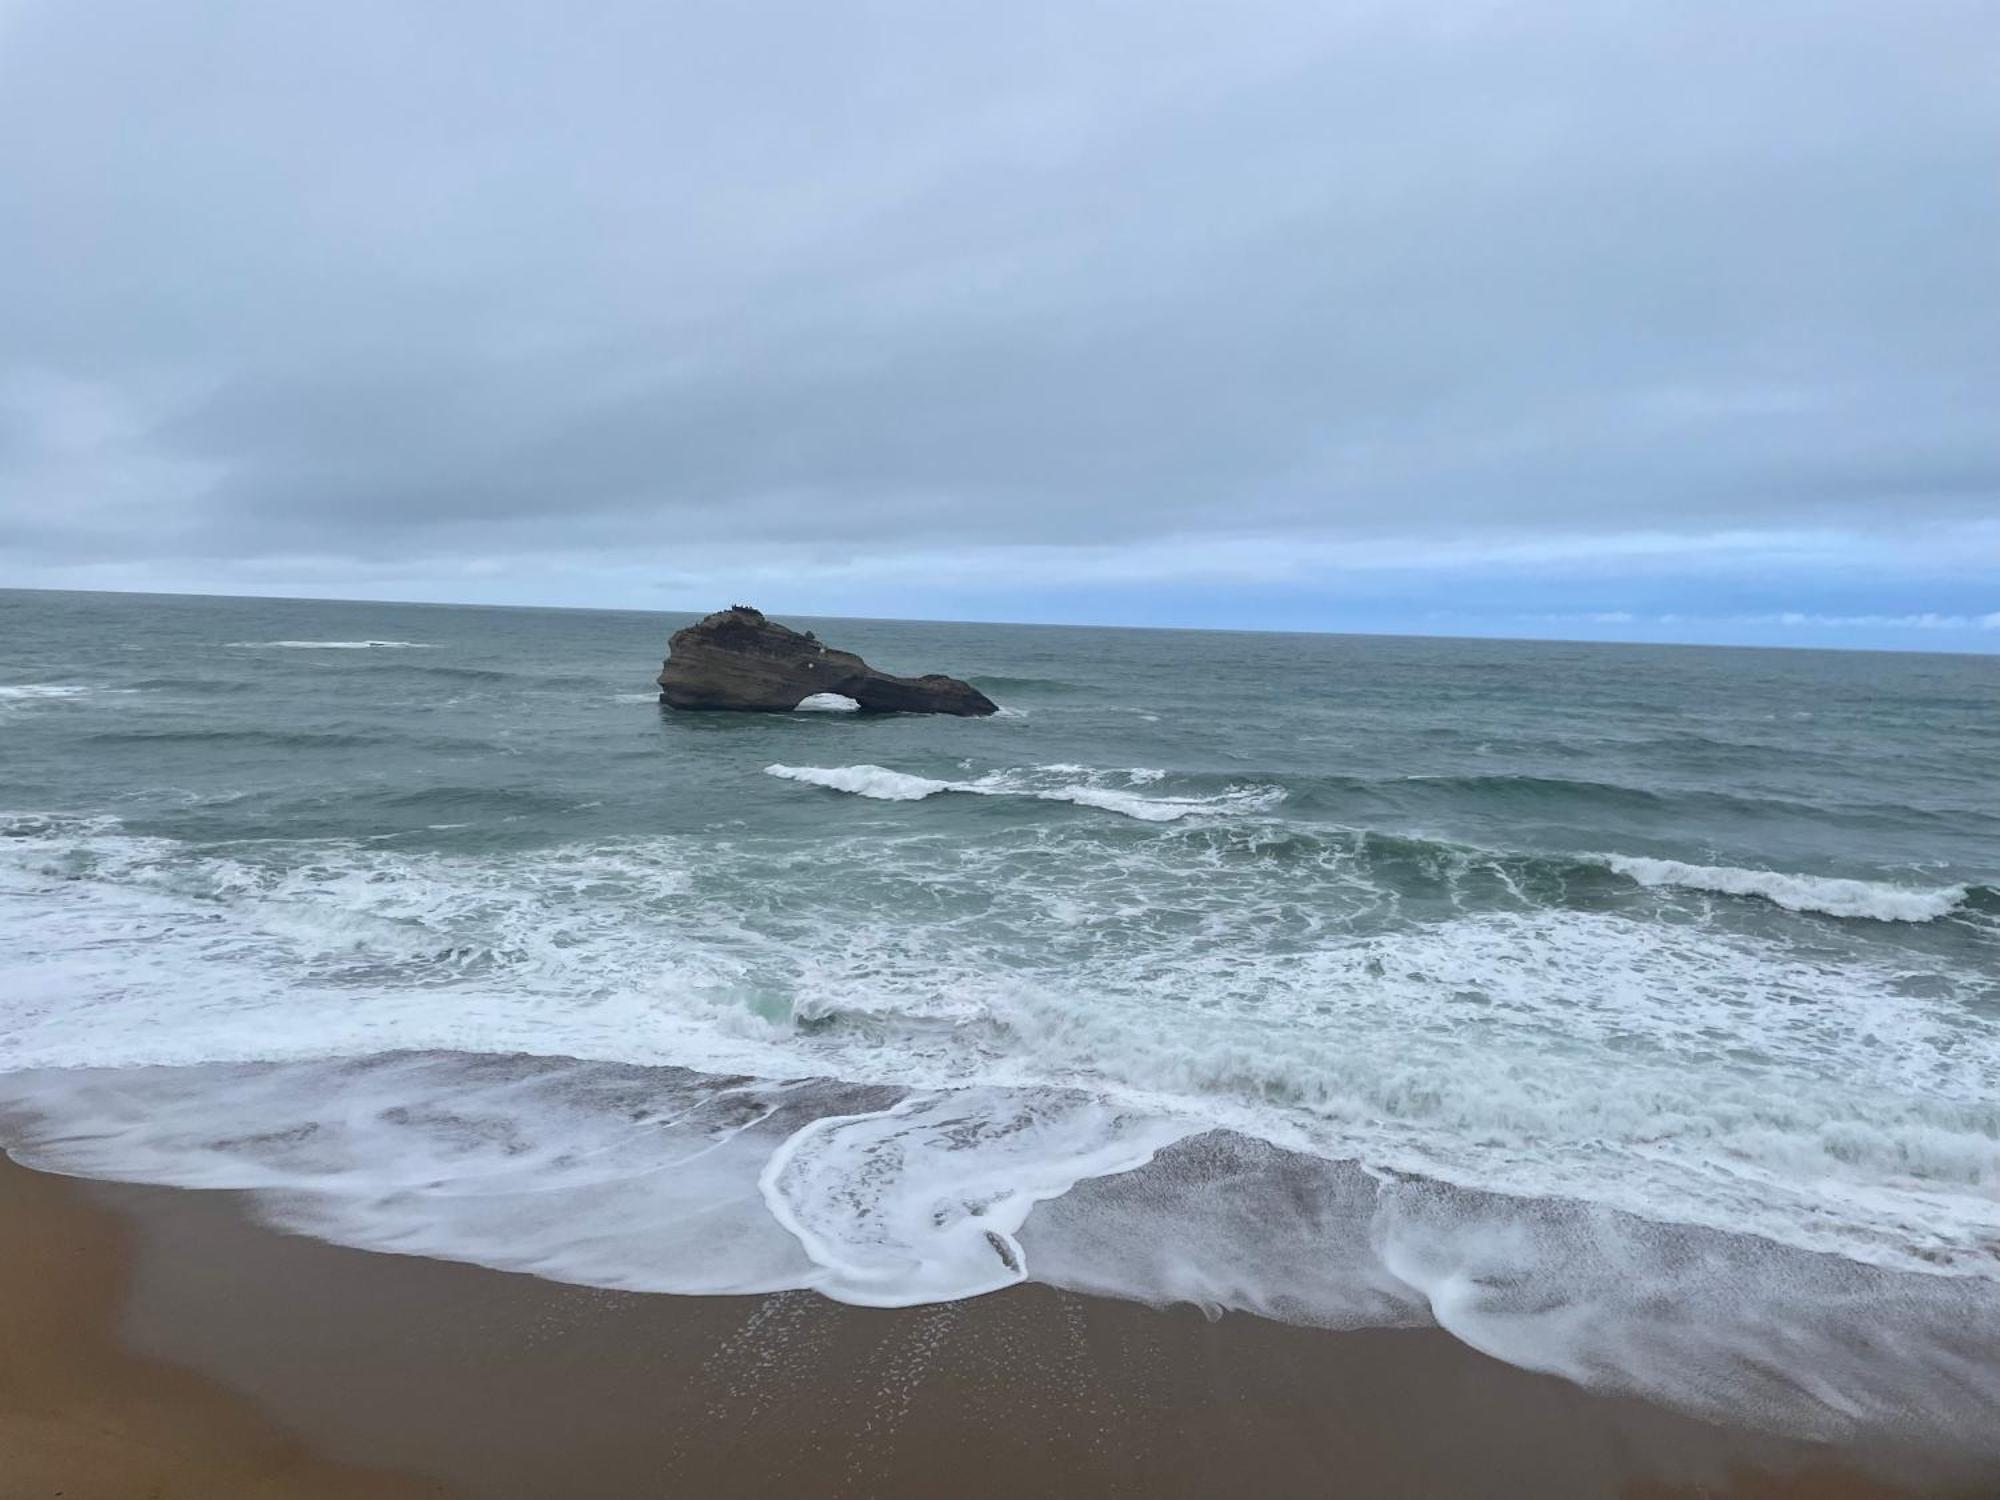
6, 582, 1998, 660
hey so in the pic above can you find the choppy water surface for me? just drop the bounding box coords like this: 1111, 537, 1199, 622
3, 589, 1997, 1453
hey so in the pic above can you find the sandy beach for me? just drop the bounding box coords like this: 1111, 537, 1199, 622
3, 1152, 1990, 1500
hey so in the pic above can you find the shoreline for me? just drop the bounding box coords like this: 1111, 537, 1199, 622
4, 1154, 1990, 1499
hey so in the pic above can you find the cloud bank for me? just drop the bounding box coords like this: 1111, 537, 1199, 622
1, 0, 1994, 647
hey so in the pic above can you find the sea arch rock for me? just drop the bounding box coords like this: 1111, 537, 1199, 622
656, 607, 998, 716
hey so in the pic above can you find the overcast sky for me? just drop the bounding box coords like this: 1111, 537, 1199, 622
2, 1, 1995, 649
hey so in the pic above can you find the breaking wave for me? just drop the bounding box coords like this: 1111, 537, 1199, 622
1601, 854, 1968, 923
764, 763, 1286, 822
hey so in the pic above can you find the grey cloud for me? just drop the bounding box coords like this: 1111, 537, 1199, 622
1, 0, 1995, 591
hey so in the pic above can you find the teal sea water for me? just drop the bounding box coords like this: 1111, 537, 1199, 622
3, 589, 1997, 1453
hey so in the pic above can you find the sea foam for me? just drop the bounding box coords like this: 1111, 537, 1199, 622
759, 1089, 1192, 1305
2, 811, 1992, 1275
5, 1054, 1996, 1459
1, 809, 1996, 1457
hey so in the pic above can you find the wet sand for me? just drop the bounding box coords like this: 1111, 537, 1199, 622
0, 1153, 448, 1500
2, 1154, 1990, 1500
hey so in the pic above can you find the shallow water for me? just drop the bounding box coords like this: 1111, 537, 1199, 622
3, 589, 1997, 1452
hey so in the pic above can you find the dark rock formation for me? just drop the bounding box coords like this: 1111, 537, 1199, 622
656, 607, 998, 716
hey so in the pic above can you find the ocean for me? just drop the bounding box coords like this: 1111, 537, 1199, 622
3, 588, 1997, 1451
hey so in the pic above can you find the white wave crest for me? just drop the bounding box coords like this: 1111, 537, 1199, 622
793, 693, 861, 713
227, 640, 432, 650
0, 684, 96, 701
1603, 855, 1966, 922
763, 763, 1285, 822
767, 763, 948, 800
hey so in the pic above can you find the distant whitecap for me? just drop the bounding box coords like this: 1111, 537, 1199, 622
227, 640, 432, 650
0, 684, 97, 700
